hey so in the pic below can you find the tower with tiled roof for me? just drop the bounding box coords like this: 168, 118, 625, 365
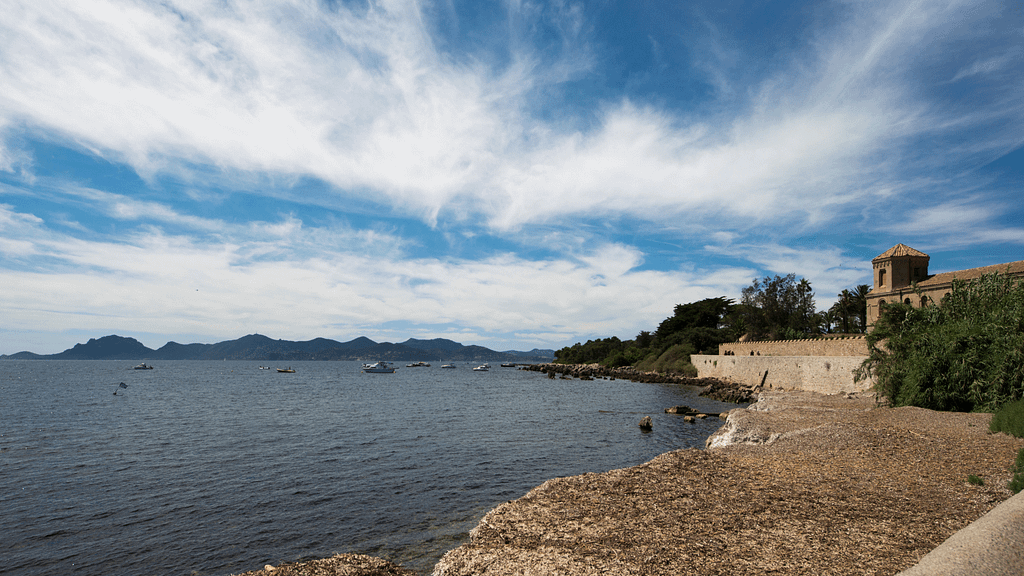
871, 243, 930, 293
865, 244, 931, 327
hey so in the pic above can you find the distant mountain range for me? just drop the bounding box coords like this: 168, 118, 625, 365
0, 334, 555, 362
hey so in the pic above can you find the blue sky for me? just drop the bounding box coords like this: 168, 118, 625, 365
1, 0, 1022, 355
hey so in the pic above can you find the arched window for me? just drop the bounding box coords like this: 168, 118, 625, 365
921, 296, 929, 307
904, 297, 912, 305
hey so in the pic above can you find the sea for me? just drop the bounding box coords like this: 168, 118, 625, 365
0, 360, 743, 576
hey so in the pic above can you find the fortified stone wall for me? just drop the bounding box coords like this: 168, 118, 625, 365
690, 354, 874, 395
719, 336, 868, 357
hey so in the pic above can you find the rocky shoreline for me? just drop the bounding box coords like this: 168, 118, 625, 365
519, 363, 757, 403
232, 380, 1024, 576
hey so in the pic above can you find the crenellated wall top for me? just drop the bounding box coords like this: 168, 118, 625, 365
719, 336, 868, 357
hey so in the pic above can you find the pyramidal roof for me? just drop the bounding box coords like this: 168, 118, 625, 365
873, 243, 929, 260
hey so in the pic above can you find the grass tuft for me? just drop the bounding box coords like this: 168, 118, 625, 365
967, 474, 984, 486
1008, 448, 1024, 495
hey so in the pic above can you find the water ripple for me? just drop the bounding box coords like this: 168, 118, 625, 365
0, 360, 742, 575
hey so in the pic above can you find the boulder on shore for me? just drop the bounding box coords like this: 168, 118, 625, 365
700, 379, 756, 403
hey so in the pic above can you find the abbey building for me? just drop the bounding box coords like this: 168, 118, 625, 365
865, 244, 1024, 327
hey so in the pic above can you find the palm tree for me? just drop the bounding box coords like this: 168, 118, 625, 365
852, 284, 870, 333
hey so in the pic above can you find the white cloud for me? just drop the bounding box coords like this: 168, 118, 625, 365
0, 0, 1018, 235
895, 199, 1024, 249
950, 52, 1019, 83
0, 198, 762, 352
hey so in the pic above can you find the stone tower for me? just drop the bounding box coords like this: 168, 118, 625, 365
872, 243, 930, 293
866, 244, 930, 326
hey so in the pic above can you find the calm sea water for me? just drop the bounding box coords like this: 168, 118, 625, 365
0, 360, 741, 576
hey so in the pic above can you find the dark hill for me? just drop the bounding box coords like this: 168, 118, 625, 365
2, 351, 44, 359
152, 341, 213, 360
53, 335, 155, 359
400, 338, 465, 352
2, 334, 554, 362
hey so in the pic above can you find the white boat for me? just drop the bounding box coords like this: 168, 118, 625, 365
363, 361, 397, 373
473, 364, 490, 371
133, 363, 154, 370
440, 364, 457, 369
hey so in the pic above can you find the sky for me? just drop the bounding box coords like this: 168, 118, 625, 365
1, 0, 1022, 355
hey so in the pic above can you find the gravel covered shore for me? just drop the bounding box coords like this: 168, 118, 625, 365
233, 391, 1023, 576
434, 391, 1024, 576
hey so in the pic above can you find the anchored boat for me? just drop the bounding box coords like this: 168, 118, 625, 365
362, 361, 397, 373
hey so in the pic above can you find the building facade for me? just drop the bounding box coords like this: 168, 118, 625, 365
865, 243, 1024, 327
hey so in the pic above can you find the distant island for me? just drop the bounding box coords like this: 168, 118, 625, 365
0, 334, 556, 363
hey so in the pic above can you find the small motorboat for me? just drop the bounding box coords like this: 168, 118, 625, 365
133, 363, 154, 370
363, 361, 396, 373
472, 364, 490, 372
440, 364, 457, 369
277, 367, 296, 373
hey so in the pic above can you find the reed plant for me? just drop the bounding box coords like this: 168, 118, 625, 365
858, 272, 1024, 412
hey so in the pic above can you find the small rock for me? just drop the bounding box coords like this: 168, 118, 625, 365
639, 416, 653, 430
684, 416, 695, 423
264, 565, 275, 571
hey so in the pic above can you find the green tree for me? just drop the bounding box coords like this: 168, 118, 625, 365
553, 297, 740, 372
740, 274, 818, 340
856, 272, 1024, 411
828, 284, 870, 333
554, 336, 625, 365
635, 330, 653, 349
828, 284, 870, 334
851, 284, 870, 333
653, 297, 739, 354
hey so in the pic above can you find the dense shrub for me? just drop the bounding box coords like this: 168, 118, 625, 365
634, 343, 698, 376
857, 272, 1024, 412
990, 399, 1024, 438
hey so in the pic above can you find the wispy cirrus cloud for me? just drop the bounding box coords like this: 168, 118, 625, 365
0, 0, 1019, 234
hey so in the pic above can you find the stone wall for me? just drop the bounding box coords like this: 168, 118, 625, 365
719, 336, 868, 357
690, 354, 874, 395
